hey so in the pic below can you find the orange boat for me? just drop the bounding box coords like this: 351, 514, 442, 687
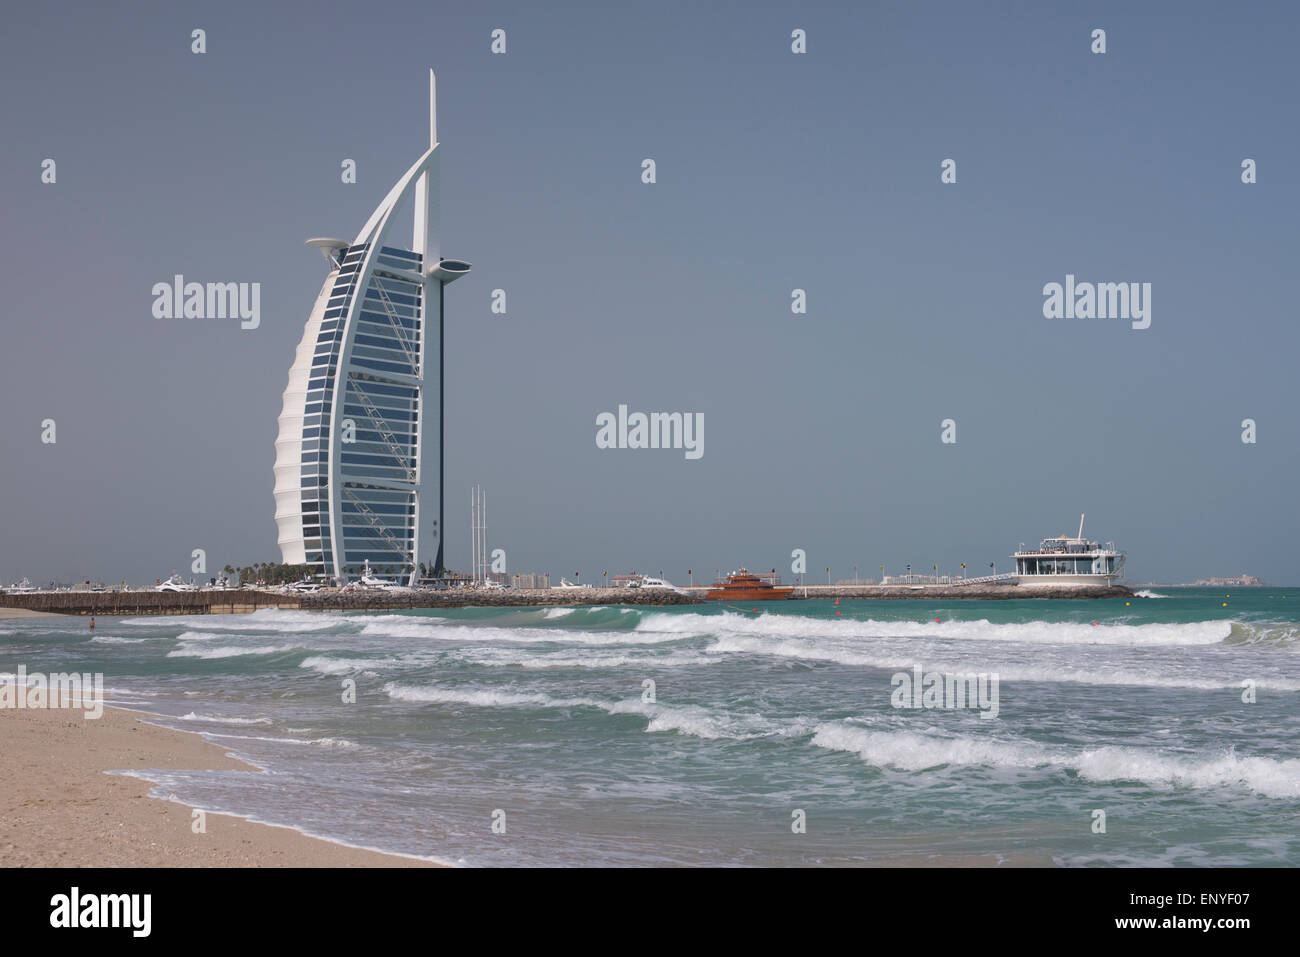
704, 568, 793, 601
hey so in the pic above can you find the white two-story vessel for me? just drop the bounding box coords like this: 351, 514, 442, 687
1014, 515, 1125, 586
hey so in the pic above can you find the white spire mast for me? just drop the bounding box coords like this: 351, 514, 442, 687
1078, 513, 1086, 540
429, 69, 437, 147
412, 69, 439, 258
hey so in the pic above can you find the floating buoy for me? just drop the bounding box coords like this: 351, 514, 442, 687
836, 610, 841, 615
1222, 602, 1228, 607
753, 608, 758, 613
1125, 601, 1130, 606
934, 618, 941, 623
1092, 621, 1098, 626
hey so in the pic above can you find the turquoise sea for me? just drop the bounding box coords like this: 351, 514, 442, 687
2, 587, 1296, 866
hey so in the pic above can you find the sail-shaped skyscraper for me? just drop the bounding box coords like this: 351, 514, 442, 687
274, 71, 469, 584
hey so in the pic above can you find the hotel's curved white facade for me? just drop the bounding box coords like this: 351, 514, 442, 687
274, 71, 468, 584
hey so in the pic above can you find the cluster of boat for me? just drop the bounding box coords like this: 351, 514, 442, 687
155, 574, 239, 592
552, 574, 685, 594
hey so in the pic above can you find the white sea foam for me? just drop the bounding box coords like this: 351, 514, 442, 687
90, 635, 145, 644
191, 608, 348, 633
706, 633, 1300, 691
299, 655, 394, 676
640, 611, 1232, 647
178, 712, 272, 725
812, 723, 1048, 771
382, 683, 779, 740
455, 647, 717, 670
173, 631, 228, 642
385, 685, 572, 708
810, 723, 1300, 798
358, 620, 687, 646
543, 608, 574, 619
1134, 590, 1169, 598
350, 613, 446, 628
121, 609, 347, 632
167, 644, 301, 659
1228, 622, 1300, 647
1072, 746, 1300, 798
202, 731, 360, 750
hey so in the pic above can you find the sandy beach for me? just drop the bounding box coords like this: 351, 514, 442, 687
0, 704, 441, 867
0, 607, 66, 619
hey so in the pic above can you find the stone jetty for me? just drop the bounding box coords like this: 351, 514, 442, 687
1, 581, 1131, 618
0, 586, 700, 616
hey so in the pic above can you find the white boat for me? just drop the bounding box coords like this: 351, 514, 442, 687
554, 578, 587, 589
6, 577, 37, 594
155, 574, 198, 592
1013, 514, 1125, 586
625, 574, 686, 594
283, 576, 322, 593
344, 560, 404, 591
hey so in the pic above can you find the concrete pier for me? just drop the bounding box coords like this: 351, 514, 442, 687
683, 583, 1134, 601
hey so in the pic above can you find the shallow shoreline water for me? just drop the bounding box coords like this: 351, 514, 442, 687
0, 704, 442, 867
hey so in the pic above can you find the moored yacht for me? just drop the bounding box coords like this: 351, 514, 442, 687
155, 574, 198, 592
626, 573, 686, 594
1013, 515, 1125, 586
6, 577, 37, 594
283, 576, 323, 593
344, 559, 404, 591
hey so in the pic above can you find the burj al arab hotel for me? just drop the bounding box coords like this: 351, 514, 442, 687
274, 71, 469, 584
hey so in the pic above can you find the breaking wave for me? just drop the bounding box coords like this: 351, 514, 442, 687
167, 644, 302, 659
704, 633, 1300, 691
811, 723, 1300, 798
178, 712, 273, 725
637, 611, 1233, 647
382, 682, 782, 740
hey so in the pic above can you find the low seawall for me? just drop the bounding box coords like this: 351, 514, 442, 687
298, 587, 701, 611
0, 591, 302, 616
0, 587, 700, 616
1, 582, 1131, 617
684, 583, 1134, 600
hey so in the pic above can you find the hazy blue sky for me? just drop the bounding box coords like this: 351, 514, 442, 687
2, 1, 1297, 586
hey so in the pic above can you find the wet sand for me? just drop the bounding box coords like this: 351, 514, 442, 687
0, 608, 66, 619
0, 704, 442, 867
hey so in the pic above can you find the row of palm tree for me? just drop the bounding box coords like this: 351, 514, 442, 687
220, 561, 467, 587
222, 562, 315, 586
